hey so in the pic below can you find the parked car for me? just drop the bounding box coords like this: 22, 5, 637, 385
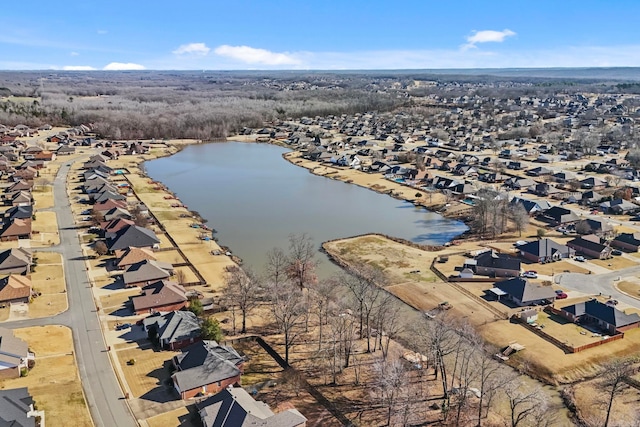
575, 256, 586, 262
522, 271, 538, 279
607, 299, 619, 306
556, 292, 568, 299
555, 289, 564, 295
514, 240, 529, 247
611, 250, 622, 256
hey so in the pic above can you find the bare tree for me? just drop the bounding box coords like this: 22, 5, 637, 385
599, 357, 636, 427
265, 247, 288, 288
224, 267, 261, 334
310, 276, 338, 350
510, 203, 529, 237
503, 381, 552, 427
93, 240, 108, 257
327, 307, 358, 380
286, 233, 318, 289
373, 294, 404, 360
269, 280, 306, 364
372, 355, 408, 426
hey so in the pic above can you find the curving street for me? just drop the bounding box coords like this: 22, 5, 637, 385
5, 161, 136, 427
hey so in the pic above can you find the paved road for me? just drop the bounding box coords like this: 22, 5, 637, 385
556, 264, 640, 308
5, 162, 136, 427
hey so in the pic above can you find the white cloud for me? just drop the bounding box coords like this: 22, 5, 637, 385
173, 43, 210, 56
464, 29, 516, 49
63, 65, 96, 71
70, 51, 80, 57
214, 45, 300, 65
103, 62, 146, 70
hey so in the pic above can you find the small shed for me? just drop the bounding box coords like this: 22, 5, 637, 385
459, 268, 474, 279
518, 308, 538, 324
489, 287, 507, 300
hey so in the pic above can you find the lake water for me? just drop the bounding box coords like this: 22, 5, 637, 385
145, 142, 468, 277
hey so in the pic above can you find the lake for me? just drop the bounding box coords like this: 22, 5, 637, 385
145, 142, 468, 277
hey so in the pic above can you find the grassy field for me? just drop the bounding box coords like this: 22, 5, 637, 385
590, 255, 640, 270
617, 280, 640, 298
1, 326, 92, 427
145, 407, 195, 427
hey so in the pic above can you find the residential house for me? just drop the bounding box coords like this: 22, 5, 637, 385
504, 177, 536, 190
0, 248, 32, 275
493, 277, 556, 306
518, 238, 574, 263
3, 205, 33, 222
611, 233, 640, 252
142, 310, 201, 350
567, 234, 612, 259
0, 327, 34, 379
558, 299, 640, 334
580, 176, 607, 190
0, 387, 44, 427
10, 191, 32, 207
542, 206, 580, 225
56, 145, 75, 156
526, 166, 552, 177
599, 198, 638, 215
510, 197, 551, 215
172, 340, 245, 399
131, 280, 187, 314
101, 218, 135, 239
464, 250, 521, 278
581, 190, 605, 206
93, 199, 128, 216
0, 275, 32, 305
576, 218, 614, 237
12, 167, 38, 181
0, 218, 31, 241
106, 225, 160, 251
197, 386, 307, 427
114, 246, 157, 269
103, 207, 132, 222
123, 260, 173, 288
4, 180, 32, 194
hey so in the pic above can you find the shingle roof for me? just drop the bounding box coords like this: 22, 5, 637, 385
197, 387, 307, 427
144, 310, 201, 344
131, 280, 186, 312
475, 250, 521, 271
0, 248, 31, 274
495, 277, 556, 304
567, 236, 609, 254
561, 299, 640, 328
0, 327, 29, 368
0, 387, 36, 427
123, 260, 172, 285
519, 238, 573, 258
115, 246, 156, 269
107, 225, 160, 251
613, 232, 640, 247
172, 341, 245, 393
0, 275, 31, 303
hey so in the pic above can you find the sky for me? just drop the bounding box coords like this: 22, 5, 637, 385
1, 0, 640, 71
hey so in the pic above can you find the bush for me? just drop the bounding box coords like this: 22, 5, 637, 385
20, 368, 28, 377
127, 359, 136, 366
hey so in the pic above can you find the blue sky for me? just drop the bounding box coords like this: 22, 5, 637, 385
1, 0, 640, 70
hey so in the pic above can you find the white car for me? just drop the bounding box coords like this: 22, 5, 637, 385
575, 256, 586, 262
521, 271, 538, 279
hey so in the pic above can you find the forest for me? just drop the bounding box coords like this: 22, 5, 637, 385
2, 69, 640, 140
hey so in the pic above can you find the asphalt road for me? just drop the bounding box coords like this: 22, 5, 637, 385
5, 162, 136, 427
556, 264, 640, 307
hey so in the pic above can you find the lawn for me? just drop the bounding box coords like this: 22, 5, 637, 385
529, 260, 589, 276
146, 407, 196, 427
535, 311, 602, 347
115, 345, 179, 398
590, 255, 640, 270
1, 326, 92, 427
616, 280, 640, 298
99, 289, 140, 314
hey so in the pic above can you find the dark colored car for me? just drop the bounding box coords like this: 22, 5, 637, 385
611, 250, 622, 256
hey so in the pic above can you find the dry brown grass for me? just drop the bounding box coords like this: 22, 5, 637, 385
115, 345, 178, 398
100, 289, 140, 314
32, 185, 54, 209
617, 280, 640, 298
571, 377, 640, 427
530, 260, 590, 275
1, 326, 92, 427
590, 255, 640, 270
145, 406, 195, 427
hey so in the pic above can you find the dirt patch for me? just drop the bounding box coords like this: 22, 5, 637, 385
1, 326, 92, 427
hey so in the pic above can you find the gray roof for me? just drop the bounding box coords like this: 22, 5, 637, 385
519, 238, 573, 258
107, 225, 160, 251
143, 310, 201, 344
198, 387, 307, 427
0, 327, 29, 368
0, 248, 32, 274
123, 260, 172, 285
173, 341, 244, 392
495, 277, 557, 304
562, 299, 640, 328
0, 387, 36, 427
